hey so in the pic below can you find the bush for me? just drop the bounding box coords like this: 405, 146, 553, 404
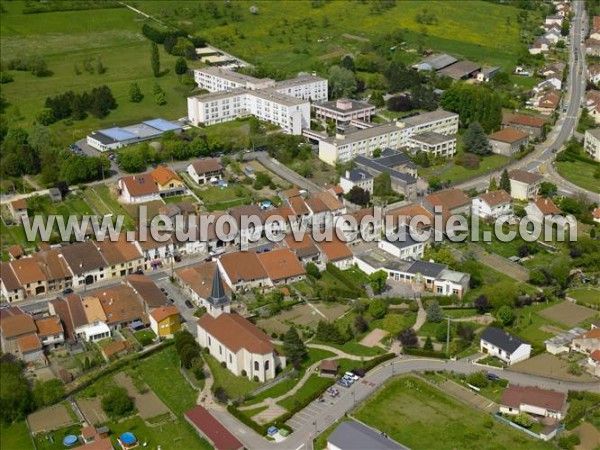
466, 371, 488, 388
558, 433, 581, 450
213, 386, 229, 404
512, 413, 533, 428
101, 386, 134, 418
402, 347, 447, 359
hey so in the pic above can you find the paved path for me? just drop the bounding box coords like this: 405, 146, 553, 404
208, 356, 600, 450
412, 296, 426, 332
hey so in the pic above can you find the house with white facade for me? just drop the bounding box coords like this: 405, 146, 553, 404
197, 311, 284, 382
378, 227, 426, 260
339, 169, 374, 195
217, 251, 270, 291
508, 170, 543, 200
488, 128, 530, 156
472, 190, 513, 219
584, 128, 600, 161
187, 159, 224, 185
500, 385, 567, 421
480, 327, 531, 365
117, 174, 161, 204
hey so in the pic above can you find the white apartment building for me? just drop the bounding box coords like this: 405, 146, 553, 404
273, 74, 328, 102
408, 132, 457, 157
339, 168, 374, 194
194, 66, 275, 92
319, 110, 459, 165
584, 128, 600, 161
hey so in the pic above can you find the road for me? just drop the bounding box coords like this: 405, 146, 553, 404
456, 0, 595, 198
209, 356, 600, 450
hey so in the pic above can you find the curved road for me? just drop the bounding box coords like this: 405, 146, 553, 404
457, 0, 594, 198
209, 356, 599, 450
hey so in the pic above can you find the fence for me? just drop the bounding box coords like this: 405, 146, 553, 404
493, 413, 563, 441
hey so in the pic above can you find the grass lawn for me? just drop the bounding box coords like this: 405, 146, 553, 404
1, 421, 33, 450
371, 312, 417, 336
277, 374, 334, 411
311, 340, 384, 357
106, 415, 211, 450
420, 152, 510, 185
163, 195, 198, 205
567, 287, 600, 306
355, 376, 551, 450
33, 424, 81, 450
509, 302, 568, 350
204, 353, 260, 400
1, 2, 191, 143
139, 1, 533, 73
556, 160, 600, 194
130, 346, 197, 417
88, 185, 136, 230
196, 184, 254, 211
132, 329, 157, 346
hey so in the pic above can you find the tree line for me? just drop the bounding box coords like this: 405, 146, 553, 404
42, 85, 117, 124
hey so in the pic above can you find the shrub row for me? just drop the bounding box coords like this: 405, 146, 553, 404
362, 353, 396, 372
402, 347, 448, 359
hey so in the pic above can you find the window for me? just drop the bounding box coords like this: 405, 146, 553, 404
219, 346, 222, 355
229, 354, 232, 363
254, 361, 259, 371
208, 337, 212, 346
264, 360, 269, 371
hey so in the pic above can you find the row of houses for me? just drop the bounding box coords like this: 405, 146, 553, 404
545, 324, 600, 375
0, 274, 181, 363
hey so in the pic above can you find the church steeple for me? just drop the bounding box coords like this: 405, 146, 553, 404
207, 267, 229, 308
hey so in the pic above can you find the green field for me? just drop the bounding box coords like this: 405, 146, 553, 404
0, 421, 33, 450
567, 287, 600, 306
139, 1, 531, 73
129, 346, 198, 417
204, 353, 261, 400
355, 376, 551, 450
556, 160, 600, 194
1, 2, 191, 142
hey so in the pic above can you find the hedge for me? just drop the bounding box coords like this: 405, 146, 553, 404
402, 347, 448, 359
362, 353, 396, 372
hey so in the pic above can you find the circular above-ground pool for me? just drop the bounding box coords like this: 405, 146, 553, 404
62, 435, 78, 447
119, 432, 137, 446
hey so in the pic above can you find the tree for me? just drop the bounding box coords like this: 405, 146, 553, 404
101, 386, 134, 418
150, 42, 160, 77
129, 83, 143, 103
426, 300, 443, 323
466, 372, 489, 388
316, 321, 346, 344
213, 386, 229, 403
174, 330, 197, 354
340, 55, 355, 72
328, 65, 356, 99
499, 169, 511, 194
96, 57, 106, 75
373, 172, 393, 197
0, 359, 33, 422
155, 91, 166, 105
370, 91, 385, 107
369, 270, 388, 294
463, 122, 491, 155
372, 148, 382, 158
368, 299, 388, 319
354, 315, 369, 333
513, 413, 533, 428
398, 327, 419, 348
345, 186, 370, 206
423, 335, 434, 351
539, 182, 557, 198
561, 19, 570, 36
180, 343, 200, 369
387, 95, 413, 112
306, 262, 321, 279
440, 84, 502, 132
35, 108, 56, 126
457, 323, 475, 343
558, 433, 581, 450
175, 57, 188, 75
496, 304, 514, 326
474, 295, 489, 313
33, 379, 65, 407
283, 327, 307, 368
423, 245, 456, 267
489, 176, 498, 191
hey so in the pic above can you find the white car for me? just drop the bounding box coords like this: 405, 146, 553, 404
344, 372, 359, 382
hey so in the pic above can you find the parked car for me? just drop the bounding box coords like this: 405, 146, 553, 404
184, 300, 194, 309
486, 372, 501, 382
62, 288, 74, 295
337, 379, 350, 388
351, 368, 366, 378
344, 372, 359, 382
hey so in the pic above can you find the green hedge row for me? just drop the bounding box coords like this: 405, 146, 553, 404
362, 353, 396, 372
402, 347, 448, 359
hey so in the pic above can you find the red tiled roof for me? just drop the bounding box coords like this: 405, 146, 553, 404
120, 174, 158, 197
257, 248, 306, 282
0, 313, 36, 339
17, 333, 42, 353
313, 191, 344, 211
0, 262, 21, 291
501, 385, 566, 412
191, 158, 223, 175
126, 274, 167, 309
176, 262, 231, 299
590, 350, 600, 362
151, 166, 181, 186
316, 232, 353, 262
185, 406, 243, 450
11, 199, 27, 210
197, 312, 273, 354
506, 114, 546, 128
425, 189, 471, 211
150, 305, 179, 323
9, 257, 46, 285
8, 245, 23, 259
35, 316, 63, 337
218, 251, 268, 284
488, 127, 529, 144
533, 198, 560, 215
479, 190, 512, 207
289, 196, 309, 216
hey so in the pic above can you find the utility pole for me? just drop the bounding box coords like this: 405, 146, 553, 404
446, 316, 451, 356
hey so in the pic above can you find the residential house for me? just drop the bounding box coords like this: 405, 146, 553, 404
476, 67, 501, 83
187, 159, 224, 185
480, 327, 532, 365
305, 197, 331, 230
0, 311, 37, 355
500, 385, 567, 421
571, 327, 600, 357
150, 166, 186, 198
17, 334, 44, 363
423, 189, 472, 225
353, 150, 418, 200
0, 262, 25, 302
35, 316, 64, 349
176, 263, 231, 317
60, 241, 107, 287
585, 90, 600, 123
593, 207, 600, 223
149, 305, 181, 338
533, 89, 560, 114
545, 327, 586, 355
8, 245, 24, 261
508, 170, 543, 200
529, 37, 550, 55
327, 420, 410, 450
339, 169, 374, 195
118, 174, 160, 204
197, 311, 284, 382
585, 38, 600, 56
588, 64, 600, 84
48, 294, 91, 342
92, 285, 147, 330
545, 15, 563, 28
126, 274, 169, 312
503, 113, 547, 140
584, 128, 600, 161
542, 27, 562, 45
378, 226, 426, 261
94, 236, 144, 279
488, 128, 530, 156
472, 190, 513, 219
316, 233, 354, 269
217, 251, 270, 291
134, 232, 175, 270
36, 249, 73, 294
78, 296, 112, 342
8, 199, 28, 224
257, 248, 306, 285
283, 233, 321, 264
8, 257, 48, 297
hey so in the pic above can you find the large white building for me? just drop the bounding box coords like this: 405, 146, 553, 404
584, 128, 600, 161
188, 67, 327, 135
318, 110, 459, 165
